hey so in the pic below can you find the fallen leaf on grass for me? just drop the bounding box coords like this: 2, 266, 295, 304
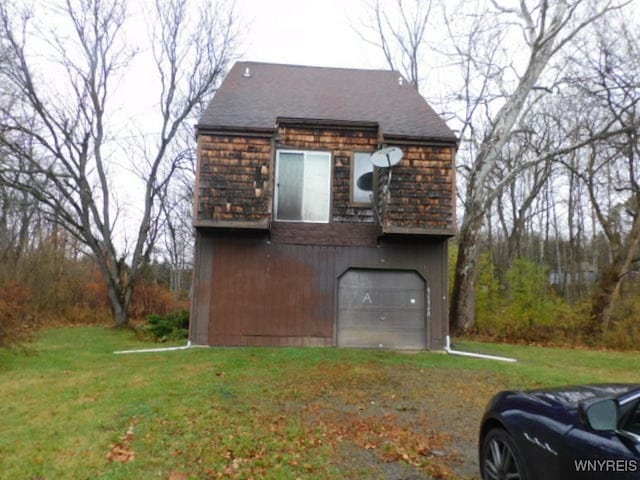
107, 417, 138, 463
107, 444, 135, 463
168, 472, 188, 480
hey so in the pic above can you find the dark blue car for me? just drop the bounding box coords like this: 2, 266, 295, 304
479, 384, 640, 479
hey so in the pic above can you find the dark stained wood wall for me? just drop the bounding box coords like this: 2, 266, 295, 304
196, 134, 272, 225
270, 222, 380, 247
190, 230, 449, 349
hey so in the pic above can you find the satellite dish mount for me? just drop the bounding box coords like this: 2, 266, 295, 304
369, 146, 403, 223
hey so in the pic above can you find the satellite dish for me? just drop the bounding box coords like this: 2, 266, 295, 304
370, 147, 403, 168
356, 171, 373, 191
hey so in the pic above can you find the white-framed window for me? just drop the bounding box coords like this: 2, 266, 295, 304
275, 150, 332, 222
352, 152, 373, 204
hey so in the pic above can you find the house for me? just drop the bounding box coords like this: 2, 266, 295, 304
190, 61, 457, 350
550, 261, 598, 286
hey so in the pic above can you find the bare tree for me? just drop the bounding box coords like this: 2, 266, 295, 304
0, 163, 41, 263
489, 140, 554, 275
358, 0, 630, 333
157, 123, 197, 303
562, 17, 640, 332
354, 0, 434, 88
449, 0, 630, 333
0, 0, 239, 327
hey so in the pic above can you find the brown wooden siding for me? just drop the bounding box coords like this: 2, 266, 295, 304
270, 221, 381, 247
189, 232, 212, 345
196, 134, 272, 225
192, 230, 448, 349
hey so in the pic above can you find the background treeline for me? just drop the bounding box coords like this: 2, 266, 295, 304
458, 249, 640, 350
0, 200, 190, 347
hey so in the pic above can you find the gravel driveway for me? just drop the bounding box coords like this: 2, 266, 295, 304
288, 360, 510, 479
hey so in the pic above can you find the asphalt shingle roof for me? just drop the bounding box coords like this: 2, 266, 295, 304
198, 61, 456, 142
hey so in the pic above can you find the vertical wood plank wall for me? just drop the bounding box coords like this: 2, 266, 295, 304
191, 231, 449, 349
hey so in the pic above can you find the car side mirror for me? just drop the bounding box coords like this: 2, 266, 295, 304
582, 398, 619, 431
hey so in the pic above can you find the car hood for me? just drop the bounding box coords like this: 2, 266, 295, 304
525, 384, 640, 408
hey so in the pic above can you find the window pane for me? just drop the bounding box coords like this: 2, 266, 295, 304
277, 152, 304, 220
303, 153, 331, 222
353, 152, 373, 203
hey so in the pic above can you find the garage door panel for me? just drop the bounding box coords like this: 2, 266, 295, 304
338, 327, 426, 349
339, 311, 422, 329
337, 269, 426, 349
339, 288, 424, 309
340, 270, 420, 287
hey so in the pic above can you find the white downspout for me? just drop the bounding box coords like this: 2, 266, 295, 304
445, 335, 517, 363
114, 341, 199, 355
114, 337, 517, 361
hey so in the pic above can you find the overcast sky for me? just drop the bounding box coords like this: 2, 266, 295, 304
234, 0, 384, 70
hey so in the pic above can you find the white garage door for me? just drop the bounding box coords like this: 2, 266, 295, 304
337, 269, 426, 349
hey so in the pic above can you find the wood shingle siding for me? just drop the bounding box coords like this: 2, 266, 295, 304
277, 124, 379, 225
195, 135, 272, 225
377, 144, 455, 233
196, 125, 457, 233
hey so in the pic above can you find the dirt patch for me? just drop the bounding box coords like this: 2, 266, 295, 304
282, 362, 508, 479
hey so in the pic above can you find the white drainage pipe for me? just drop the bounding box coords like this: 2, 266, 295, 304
114, 341, 196, 354
444, 335, 517, 363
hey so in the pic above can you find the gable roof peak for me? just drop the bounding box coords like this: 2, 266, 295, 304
199, 61, 456, 142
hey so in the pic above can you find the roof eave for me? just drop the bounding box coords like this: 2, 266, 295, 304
276, 117, 379, 130
382, 132, 458, 147
196, 124, 276, 138
382, 225, 457, 238
195, 122, 459, 146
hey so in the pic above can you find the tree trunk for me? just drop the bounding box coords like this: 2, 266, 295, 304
589, 268, 621, 335
589, 212, 640, 333
106, 280, 129, 328
449, 202, 485, 333
112, 302, 130, 328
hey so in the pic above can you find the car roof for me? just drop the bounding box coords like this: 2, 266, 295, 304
619, 387, 640, 405
526, 384, 640, 408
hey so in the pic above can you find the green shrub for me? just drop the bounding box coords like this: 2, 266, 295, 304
144, 309, 190, 341
602, 281, 640, 349
475, 252, 502, 324
475, 257, 579, 344
503, 258, 556, 327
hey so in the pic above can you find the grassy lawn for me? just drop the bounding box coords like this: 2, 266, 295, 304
0, 328, 638, 480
